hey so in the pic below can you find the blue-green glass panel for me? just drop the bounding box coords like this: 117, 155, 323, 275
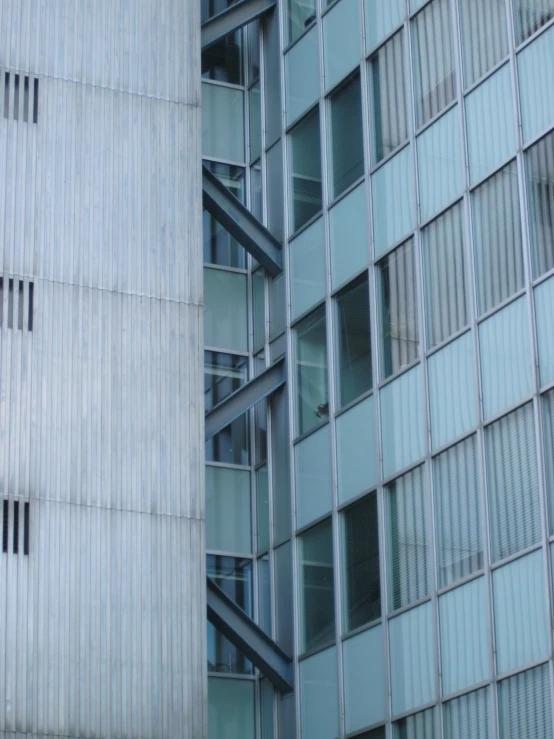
479, 297, 532, 420
343, 626, 386, 733
417, 106, 463, 222
518, 24, 554, 143
365, 0, 404, 52
466, 64, 516, 184
372, 146, 415, 257
337, 395, 377, 503
330, 183, 369, 289
202, 82, 245, 163
535, 276, 554, 387
428, 332, 476, 450
295, 425, 333, 529
290, 217, 326, 320
323, 0, 360, 92
286, 27, 320, 125
300, 647, 339, 739
208, 678, 255, 739
381, 365, 425, 478
204, 267, 248, 352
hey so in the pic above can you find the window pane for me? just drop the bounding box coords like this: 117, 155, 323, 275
526, 130, 554, 278
249, 82, 261, 162
269, 271, 286, 340
343, 494, 381, 631
381, 365, 425, 478
411, 0, 456, 128
434, 435, 483, 588
271, 386, 291, 545
428, 332, 476, 450
258, 555, 271, 635
486, 403, 540, 562
343, 626, 386, 733
369, 30, 408, 165
257, 466, 269, 552
439, 578, 489, 695
330, 74, 364, 198
295, 425, 333, 529
290, 108, 323, 232
443, 687, 491, 739
336, 274, 372, 408
389, 604, 434, 715
290, 217, 326, 321
300, 519, 335, 652
202, 82, 245, 163
459, 0, 508, 88
208, 678, 255, 738
253, 270, 265, 351
330, 182, 369, 290
299, 647, 339, 739
289, 0, 316, 43
260, 680, 274, 739
296, 306, 328, 436
205, 351, 249, 465
206, 466, 251, 553
518, 24, 554, 143
479, 297, 532, 420
264, 8, 282, 148
513, 0, 554, 44
275, 542, 294, 654
471, 161, 523, 315
337, 394, 377, 503
542, 388, 554, 533
417, 106, 463, 222
387, 465, 428, 611
493, 550, 549, 674
202, 29, 243, 86
535, 278, 554, 387
372, 145, 416, 257
365, 0, 404, 51
285, 27, 319, 125
266, 140, 284, 243
394, 708, 436, 739
422, 202, 468, 347
203, 163, 246, 269
204, 268, 248, 352
466, 64, 516, 184
498, 664, 552, 739
323, 0, 360, 92
379, 238, 419, 379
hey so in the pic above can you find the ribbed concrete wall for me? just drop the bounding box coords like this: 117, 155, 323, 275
0, 1, 205, 736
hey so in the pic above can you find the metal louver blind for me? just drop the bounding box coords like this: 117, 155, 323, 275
330, 74, 364, 199
343, 494, 380, 631
526, 129, 554, 278
443, 687, 490, 739
513, 0, 554, 44
459, 0, 508, 87
412, 0, 456, 127
498, 664, 552, 739
486, 402, 540, 562
301, 518, 335, 652
371, 30, 407, 163
542, 389, 554, 533
423, 202, 467, 348
387, 465, 428, 611
434, 435, 482, 587
394, 707, 436, 738
472, 161, 524, 315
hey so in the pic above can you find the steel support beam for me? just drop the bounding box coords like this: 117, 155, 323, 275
207, 576, 294, 693
201, 0, 276, 50
205, 358, 286, 441
202, 165, 282, 277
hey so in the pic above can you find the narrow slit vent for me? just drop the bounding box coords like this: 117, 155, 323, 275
23, 502, 30, 555
3, 71, 39, 123
0, 275, 34, 332
2, 500, 7, 553
12, 501, 19, 554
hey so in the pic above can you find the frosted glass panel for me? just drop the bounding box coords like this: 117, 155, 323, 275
535, 277, 554, 387
208, 678, 255, 739
365, 0, 404, 51
372, 146, 415, 258
518, 24, 554, 143
394, 708, 436, 738
390, 602, 435, 715
337, 395, 377, 503
543, 390, 554, 534
417, 106, 463, 222
295, 425, 333, 528
343, 626, 386, 733
526, 130, 554, 279
479, 297, 532, 420
204, 268, 248, 352
300, 647, 339, 739
330, 183, 369, 289
286, 27, 320, 125
428, 332, 476, 450
443, 687, 491, 739
466, 65, 516, 184
290, 217, 326, 320
439, 578, 489, 695
202, 83, 245, 163
459, 0, 509, 88
206, 466, 251, 553
498, 664, 552, 739
323, 0, 360, 92
381, 365, 425, 478
493, 549, 549, 674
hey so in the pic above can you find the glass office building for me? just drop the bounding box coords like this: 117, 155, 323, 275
203, 0, 554, 737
